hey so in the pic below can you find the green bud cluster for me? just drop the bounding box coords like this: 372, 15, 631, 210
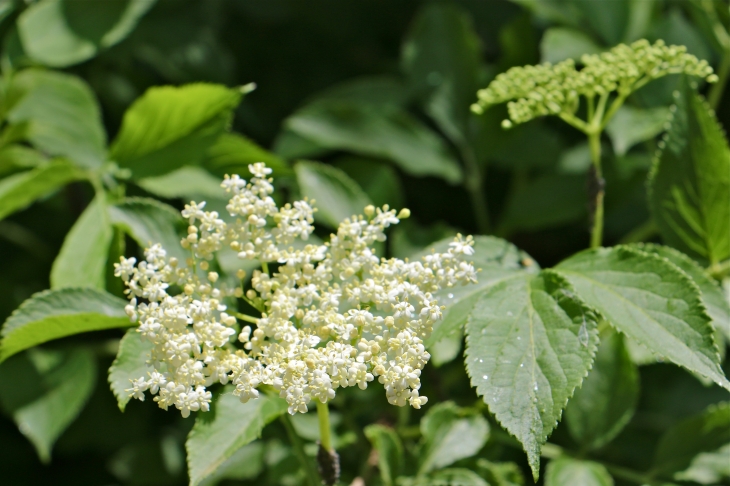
471, 39, 717, 128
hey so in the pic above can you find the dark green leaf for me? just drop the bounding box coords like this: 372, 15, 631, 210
606, 105, 670, 156
652, 402, 730, 477
675, 443, 730, 484
334, 157, 404, 209
204, 132, 291, 178
545, 458, 614, 486
0, 159, 83, 220
364, 424, 403, 486
137, 166, 223, 201
110, 84, 243, 178
51, 195, 113, 289
198, 443, 264, 486
466, 270, 599, 479
418, 401, 489, 474
574, 0, 630, 45
17, 0, 155, 67
649, 77, 730, 265
540, 28, 603, 64
0, 145, 47, 177
108, 329, 153, 412
7, 69, 106, 168
0, 288, 130, 362
565, 331, 639, 449
0, 348, 96, 462
294, 160, 371, 228
186, 391, 289, 486
404, 469, 489, 486
556, 246, 729, 390
476, 459, 525, 486
109, 197, 185, 261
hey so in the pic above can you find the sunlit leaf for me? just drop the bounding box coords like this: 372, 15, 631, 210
364, 424, 403, 486
108, 329, 153, 412
540, 27, 602, 63
545, 458, 614, 486
109, 197, 185, 261
606, 105, 670, 156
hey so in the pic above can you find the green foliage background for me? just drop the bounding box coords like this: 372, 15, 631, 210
0, 1, 728, 485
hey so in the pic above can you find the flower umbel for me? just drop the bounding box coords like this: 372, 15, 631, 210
114, 163, 477, 417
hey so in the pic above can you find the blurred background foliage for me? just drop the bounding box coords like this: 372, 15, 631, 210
0, 0, 728, 485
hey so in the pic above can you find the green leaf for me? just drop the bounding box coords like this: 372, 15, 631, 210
465, 270, 600, 479
636, 243, 730, 342
675, 443, 730, 484
429, 328, 463, 367
420, 236, 539, 347
476, 459, 526, 486
403, 469, 489, 486
0, 348, 96, 462
499, 174, 587, 233
0, 145, 47, 177
204, 132, 291, 178
418, 401, 489, 474
648, 77, 730, 265
540, 27, 603, 64
294, 160, 371, 228
51, 195, 113, 289
545, 458, 614, 486
283, 100, 462, 184
186, 391, 289, 486
364, 424, 403, 486
110, 84, 243, 178
198, 443, 264, 486
555, 246, 730, 390
0, 159, 83, 220
573, 0, 630, 46
7, 69, 106, 168
137, 166, 223, 201
109, 197, 185, 261
0, 288, 131, 362
17, 0, 155, 67
401, 3, 481, 143
565, 331, 639, 450
108, 329, 153, 412
652, 402, 730, 477
606, 105, 670, 156
335, 157, 404, 210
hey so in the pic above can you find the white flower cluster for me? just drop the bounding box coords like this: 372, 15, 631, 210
115, 163, 477, 417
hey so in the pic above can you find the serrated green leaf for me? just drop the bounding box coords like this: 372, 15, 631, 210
0, 159, 83, 220
540, 27, 603, 64
555, 246, 730, 390
545, 458, 614, 486
108, 329, 153, 412
648, 77, 730, 265
465, 270, 599, 479
294, 160, 371, 228
0, 348, 96, 462
0, 288, 131, 362
110, 84, 242, 178
652, 402, 730, 477
403, 469, 489, 486
7, 69, 106, 168
364, 424, 403, 486
675, 443, 730, 484
420, 236, 539, 347
606, 105, 670, 156
283, 99, 462, 184
137, 166, 224, 201
198, 443, 264, 486
636, 243, 730, 342
186, 391, 289, 486
418, 401, 489, 474
109, 197, 185, 261
0, 145, 47, 177
17, 0, 155, 67
204, 132, 291, 178
51, 195, 113, 289
565, 331, 639, 450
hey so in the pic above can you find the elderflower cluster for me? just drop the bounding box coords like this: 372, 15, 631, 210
471, 39, 717, 126
114, 162, 477, 417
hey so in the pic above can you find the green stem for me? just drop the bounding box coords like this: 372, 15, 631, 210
234, 312, 260, 324
709, 259, 730, 280
588, 131, 604, 249
709, 49, 730, 109
317, 400, 333, 452
261, 261, 270, 275
619, 220, 658, 244
460, 142, 490, 234
281, 415, 320, 486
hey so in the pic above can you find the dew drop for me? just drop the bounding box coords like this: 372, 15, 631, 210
447, 293, 454, 299
520, 363, 524, 368
507, 311, 513, 317
578, 318, 589, 347
517, 336, 521, 340
479, 359, 484, 363
482, 375, 488, 380
533, 383, 538, 391
481, 328, 487, 335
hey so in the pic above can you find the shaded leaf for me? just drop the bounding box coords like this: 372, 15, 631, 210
606, 105, 670, 156
540, 27, 603, 64
675, 443, 730, 484
364, 424, 403, 486
466, 270, 599, 478
186, 391, 288, 486
109, 197, 185, 261
545, 458, 614, 486
0, 288, 130, 362
294, 160, 371, 228
198, 443, 264, 486
649, 77, 730, 265
335, 157, 404, 210
137, 166, 224, 201
574, 0, 630, 45
0, 348, 96, 462
108, 329, 153, 412
418, 401, 490, 474
565, 331, 639, 449
17, 0, 155, 67
110, 84, 242, 178
51, 195, 112, 290
0, 145, 47, 177
204, 132, 291, 178
476, 459, 525, 486
0, 159, 83, 220
7, 69, 106, 168
556, 246, 729, 390
403, 469, 489, 486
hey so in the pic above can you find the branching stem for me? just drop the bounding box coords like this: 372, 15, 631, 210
234, 312, 259, 324
317, 399, 333, 452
